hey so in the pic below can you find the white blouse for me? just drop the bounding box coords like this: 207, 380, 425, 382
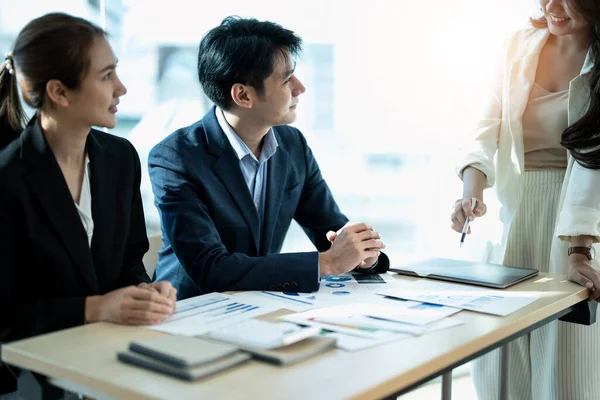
522, 83, 569, 170
74, 155, 94, 247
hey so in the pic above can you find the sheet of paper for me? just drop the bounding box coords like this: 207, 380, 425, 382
362, 302, 461, 326
284, 304, 398, 339
260, 272, 400, 309
231, 286, 432, 313
249, 290, 315, 312
284, 300, 460, 324
148, 293, 277, 336
378, 280, 540, 317
283, 301, 460, 338
313, 315, 427, 335
324, 318, 464, 352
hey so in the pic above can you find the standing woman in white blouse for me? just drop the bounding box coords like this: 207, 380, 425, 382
450, 0, 600, 399
0, 13, 176, 397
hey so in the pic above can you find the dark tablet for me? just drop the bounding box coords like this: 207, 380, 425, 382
390, 258, 539, 289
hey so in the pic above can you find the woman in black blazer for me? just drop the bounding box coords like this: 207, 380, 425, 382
0, 13, 176, 396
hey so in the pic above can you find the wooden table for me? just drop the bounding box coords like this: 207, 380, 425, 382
1, 274, 591, 400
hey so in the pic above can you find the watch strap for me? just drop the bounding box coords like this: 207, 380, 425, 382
568, 246, 593, 260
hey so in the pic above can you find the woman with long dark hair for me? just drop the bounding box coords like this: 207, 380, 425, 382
451, 0, 600, 398
0, 13, 176, 397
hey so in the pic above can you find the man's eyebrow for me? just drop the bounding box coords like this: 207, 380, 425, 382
283, 62, 297, 79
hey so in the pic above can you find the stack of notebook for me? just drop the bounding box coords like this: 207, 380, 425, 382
117, 331, 337, 380
117, 335, 250, 381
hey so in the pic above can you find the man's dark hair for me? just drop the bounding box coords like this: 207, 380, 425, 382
197, 16, 302, 110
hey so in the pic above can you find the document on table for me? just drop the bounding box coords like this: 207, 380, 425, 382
323, 318, 464, 352
148, 293, 277, 336
283, 302, 461, 338
378, 280, 540, 317
255, 272, 399, 311
364, 302, 461, 325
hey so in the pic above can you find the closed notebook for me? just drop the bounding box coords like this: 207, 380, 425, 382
117, 350, 250, 381
128, 335, 239, 368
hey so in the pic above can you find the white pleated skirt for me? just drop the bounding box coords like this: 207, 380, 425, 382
471, 170, 600, 400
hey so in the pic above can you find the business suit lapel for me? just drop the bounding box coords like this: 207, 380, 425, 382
21, 119, 99, 293
507, 29, 549, 174
87, 132, 115, 284
261, 142, 289, 255
203, 108, 260, 252
569, 50, 594, 125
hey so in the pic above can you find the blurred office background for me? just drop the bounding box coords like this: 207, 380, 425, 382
0, 0, 538, 261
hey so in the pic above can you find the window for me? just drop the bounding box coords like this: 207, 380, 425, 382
1, 0, 537, 259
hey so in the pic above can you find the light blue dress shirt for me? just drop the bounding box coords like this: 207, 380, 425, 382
217, 108, 328, 284
215, 108, 376, 283
216, 107, 278, 240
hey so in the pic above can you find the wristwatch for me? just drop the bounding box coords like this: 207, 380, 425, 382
568, 246, 596, 260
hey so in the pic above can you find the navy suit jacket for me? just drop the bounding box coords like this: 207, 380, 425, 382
149, 106, 389, 299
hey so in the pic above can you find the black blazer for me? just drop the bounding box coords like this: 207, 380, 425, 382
0, 118, 150, 346
149, 106, 389, 299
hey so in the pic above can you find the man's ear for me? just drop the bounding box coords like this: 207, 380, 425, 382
45, 79, 70, 108
230, 83, 254, 109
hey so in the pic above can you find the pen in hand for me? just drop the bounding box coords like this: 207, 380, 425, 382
460, 198, 478, 247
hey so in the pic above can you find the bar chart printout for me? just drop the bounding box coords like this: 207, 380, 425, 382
148, 293, 276, 336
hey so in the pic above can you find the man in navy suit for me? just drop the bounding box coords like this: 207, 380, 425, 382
149, 16, 389, 299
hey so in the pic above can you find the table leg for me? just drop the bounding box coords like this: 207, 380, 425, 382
441, 370, 452, 400
498, 344, 509, 400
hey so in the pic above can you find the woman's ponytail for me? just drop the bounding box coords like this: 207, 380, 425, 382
0, 52, 26, 149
